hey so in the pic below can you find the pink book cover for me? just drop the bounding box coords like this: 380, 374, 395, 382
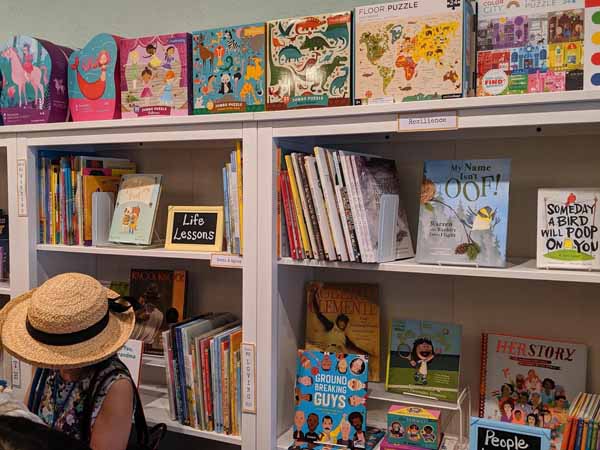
119, 33, 191, 118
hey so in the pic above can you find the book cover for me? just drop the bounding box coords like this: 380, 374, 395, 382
537, 189, 600, 270
192, 23, 265, 114
267, 12, 352, 111
305, 282, 380, 382
83, 175, 120, 244
129, 269, 187, 354
293, 350, 369, 449
416, 159, 511, 267
109, 174, 162, 245
480, 333, 587, 450
386, 319, 462, 402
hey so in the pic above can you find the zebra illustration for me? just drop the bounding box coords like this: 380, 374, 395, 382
224, 30, 239, 50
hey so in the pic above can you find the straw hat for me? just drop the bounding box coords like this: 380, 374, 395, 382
0, 273, 135, 369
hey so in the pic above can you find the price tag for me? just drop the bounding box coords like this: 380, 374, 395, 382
399, 110, 458, 132
16, 159, 27, 217
210, 253, 243, 269
241, 342, 256, 414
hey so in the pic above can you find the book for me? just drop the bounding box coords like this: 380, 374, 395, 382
480, 333, 588, 449
129, 269, 187, 354
286, 154, 312, 259
293, 350, 369, 449
305, 282, 380, 382
294, 153, 325, 260
537, 189, 600, 270
192, 24, 266, 114
386, 319, 462, 402
83, 175, 120, 244
162, 329, 178, 421
305, 156, 336, 261
109, 174, 162, 245
416, 159, 511, 267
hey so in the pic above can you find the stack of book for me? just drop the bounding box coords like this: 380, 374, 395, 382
163, 313, 242, 436
277, 147, 413, 263
223, 143, 243, 255
38, 152, 136, 245
562, 393, 600, 450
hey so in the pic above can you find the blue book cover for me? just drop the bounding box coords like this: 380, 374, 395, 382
416, 159, 511, 267
293, 350, 368, 449
192, 23, 265, 114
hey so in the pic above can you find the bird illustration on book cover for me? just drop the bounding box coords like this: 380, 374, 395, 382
416, 159, 511, 267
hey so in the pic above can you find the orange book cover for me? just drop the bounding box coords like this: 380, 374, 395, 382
82, 175, 120, 244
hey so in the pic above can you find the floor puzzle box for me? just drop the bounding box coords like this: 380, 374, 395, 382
0, 36, 72, 124
267, 12, 352, 110
354, 0, 475, 104
192, 23, 265, 114
120, 33, 191, 117
477, 0, 588, 96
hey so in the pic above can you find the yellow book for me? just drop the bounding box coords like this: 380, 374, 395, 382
285, 155, 312, 258
236, 142, 244, 254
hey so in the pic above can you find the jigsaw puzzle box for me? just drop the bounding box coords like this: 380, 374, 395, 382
354, 0, 476, 104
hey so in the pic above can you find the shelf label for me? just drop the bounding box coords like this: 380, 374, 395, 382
16, 159, 27, 217
210, 253, 243, 269
399, 110, 458, 132
242, 342, 256, 414
11, 356, 21, 388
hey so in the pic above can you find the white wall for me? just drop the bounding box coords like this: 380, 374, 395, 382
0, 0, 378, 48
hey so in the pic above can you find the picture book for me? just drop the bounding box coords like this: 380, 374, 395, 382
386, 319, 462, 402
120, 33, 191, 117
0, 36, 72, 124
267, 12, 352, 110
192, 23, 265, 114
416, 159, 511, 268
293, 350, 369, 449
83, 175, 120, 245
354, 0, 475, 104
479, 333, 588, 450
305, 282, 380, 382
477, 0, 586, 96
68, 33, 122, 121
129, 268, 187, 354
109, 174, 162, 245
387, 405, 441, 449
537, 189, 600, 270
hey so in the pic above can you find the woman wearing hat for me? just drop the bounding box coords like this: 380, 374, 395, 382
0, 273, 139, 450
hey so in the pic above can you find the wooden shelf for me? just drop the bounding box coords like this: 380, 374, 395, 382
139, 384, 242, 445
0, 281, 10, 296
37, 244, 213, 261
278, 257, 600, 284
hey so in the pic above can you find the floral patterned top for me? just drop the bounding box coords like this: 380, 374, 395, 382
33, 357, 131, 441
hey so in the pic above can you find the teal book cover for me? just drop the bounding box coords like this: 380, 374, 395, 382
293, 350, 368, 449
109, 174, 162, 245
192, 23, 265, 114
416, 159, 511, 267
386, 319, 462, 402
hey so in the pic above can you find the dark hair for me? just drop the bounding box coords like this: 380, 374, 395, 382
391, 421, 401, 428
501, 398, 515, 411
0, 416, 91, 450
542, 378, 556, 389
501, 383, 515, 395
146, 44, 156, 53
141, 68, 152, 77
308, 413, 318, 420
336, 314, 349, 326
348, 411, 363, 425
411, 338, 435, 362
166, 46, 175, 53
322, 415, 333, 423
350, 358, 365, 375
424, 426, 433, 433
527, 413, 538, 424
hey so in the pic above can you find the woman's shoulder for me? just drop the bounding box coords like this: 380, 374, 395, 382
90, 357, 133, 394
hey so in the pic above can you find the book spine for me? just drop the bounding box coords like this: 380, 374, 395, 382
236, 350, 242, 435
185, 351, 198, 428
193, 339, 205, 430
350, 155, 375, 262
285, 155, 312, 259
479, 333, 488, 417
222, 167, 232, 254
202, 340, 213, 431
331, 152, 355, 261
340, 154, 367, 261
162, 330, 177, 421
291, 153, 319, 260
222, 341, 231, 434
341, 186, 361, 262
284, 171, 304, 260
297, 154, 325, 260
70, 161, 78, 245
230, 347, 237, 435
39, 158, 46, 244
314, 147, 348, 261
176, 328, 190, 425
276, 147, 282, 258
227, 163, 238, 255
230, 153, 240, 255
236, 142, 243, 254
60, 165, 66, 245
576, 419, 585, 450
305, 156, 335, 261
280, 172, 298, 259
210, 338, 220, 432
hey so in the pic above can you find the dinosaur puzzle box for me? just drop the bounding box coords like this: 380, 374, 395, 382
0, 36, 72, 125
267, 12, 352, 110
192, 23, 266, 114
477, 0, 587, 96
119, 33, 191, 118
68, 33, 122, 121
354, 0, 475, 104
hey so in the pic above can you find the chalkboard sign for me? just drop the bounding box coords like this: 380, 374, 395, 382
165, 206, 224, 251
470, 418, 550, 450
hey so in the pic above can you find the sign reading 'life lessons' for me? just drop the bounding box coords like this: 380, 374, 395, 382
470, 418, 550, 450
165, 206, 224, 252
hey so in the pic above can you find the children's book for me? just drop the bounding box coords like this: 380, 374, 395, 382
129, 268, 187, 354
267, 12, 352, 110
386, 319, 462, 402
416, 159, 511, 268
68, 33, 122, 121
109, 174, 162, 245
83, 175, 120, 245
192, 23, 265, 114
305, 282, 380, 382
537, 189, 600, 270
120, 33, 191, 117
479, 333, 587, 450
294, 350, 369, 449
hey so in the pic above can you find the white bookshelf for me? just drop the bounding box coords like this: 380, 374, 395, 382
37, 244, 214, 261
